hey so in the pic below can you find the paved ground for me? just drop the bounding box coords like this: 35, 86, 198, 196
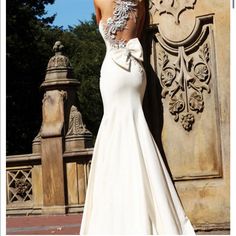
6, 214, 83, 235
6, 214, 230, 235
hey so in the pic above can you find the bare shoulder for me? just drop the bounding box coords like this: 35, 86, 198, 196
93, 0, 99, 7
94, 0, 113, 8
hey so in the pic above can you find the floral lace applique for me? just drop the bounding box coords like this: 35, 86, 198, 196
102, 0, 138, 48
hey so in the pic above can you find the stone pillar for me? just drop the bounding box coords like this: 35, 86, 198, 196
40, 41, 80, 214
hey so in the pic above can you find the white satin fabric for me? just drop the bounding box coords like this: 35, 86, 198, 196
111, 37, 144, 70
80, 22, 195, 235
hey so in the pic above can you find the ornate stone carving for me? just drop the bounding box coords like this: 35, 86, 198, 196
66, 105, 92, 137
158, 44, 211, 131
41, 41, 79, 89
7, 168, 33, 203
149, 0, 197, 24
47, 41, 72, 69
15, 178, 31, 196
155, 15, 214, 131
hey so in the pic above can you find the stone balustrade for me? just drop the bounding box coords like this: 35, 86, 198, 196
6, 149, 93, 215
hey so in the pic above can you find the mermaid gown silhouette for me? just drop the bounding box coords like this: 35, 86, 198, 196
80, 0, 195, 234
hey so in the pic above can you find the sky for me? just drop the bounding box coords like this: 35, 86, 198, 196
45, 0, 95, 29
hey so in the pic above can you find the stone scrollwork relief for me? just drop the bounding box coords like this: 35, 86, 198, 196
155, 15, 214, 131
149, 0, 197, 24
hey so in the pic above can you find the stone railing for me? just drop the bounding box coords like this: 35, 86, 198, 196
6, 149, 93, 215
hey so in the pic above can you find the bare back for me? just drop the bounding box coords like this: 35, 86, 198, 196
94, 0, 145, 44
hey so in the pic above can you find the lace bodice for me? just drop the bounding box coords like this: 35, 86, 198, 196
100, 0, 139, 48
99, 0, 144, 71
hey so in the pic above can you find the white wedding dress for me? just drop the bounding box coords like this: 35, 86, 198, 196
80, 0, 195, 234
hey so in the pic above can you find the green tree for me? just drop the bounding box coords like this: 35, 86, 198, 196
7, 0, 56, 154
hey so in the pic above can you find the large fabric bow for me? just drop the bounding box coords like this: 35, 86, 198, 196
111, 38, 143, 71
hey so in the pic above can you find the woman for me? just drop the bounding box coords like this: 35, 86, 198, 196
80, 0, 195, 234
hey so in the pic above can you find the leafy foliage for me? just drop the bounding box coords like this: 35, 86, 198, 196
7, 0, 56, 154
7, 1, 105, 154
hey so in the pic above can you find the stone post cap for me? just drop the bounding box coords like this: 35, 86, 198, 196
41, 41, 79, 89
53, 41, 64, 55
47, 41, 71, 69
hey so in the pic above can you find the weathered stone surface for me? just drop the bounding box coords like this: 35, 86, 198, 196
32, 129, 41, 153
6, 151, 92, 215
146, 0, 230, 230
41, 90, 66, 138
41, 137, 65, 214
32, 165, 43, 207
40, 42, 87, 215
65, 105, 93, 151
77, 163, 86, 205
66, 162, 79, 205
41, 41, 79, 88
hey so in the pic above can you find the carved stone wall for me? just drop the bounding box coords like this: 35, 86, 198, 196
147, 0, 230, 231
153, 14, 222, 180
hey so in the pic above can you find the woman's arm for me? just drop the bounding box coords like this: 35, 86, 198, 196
93, 0, 102, 24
